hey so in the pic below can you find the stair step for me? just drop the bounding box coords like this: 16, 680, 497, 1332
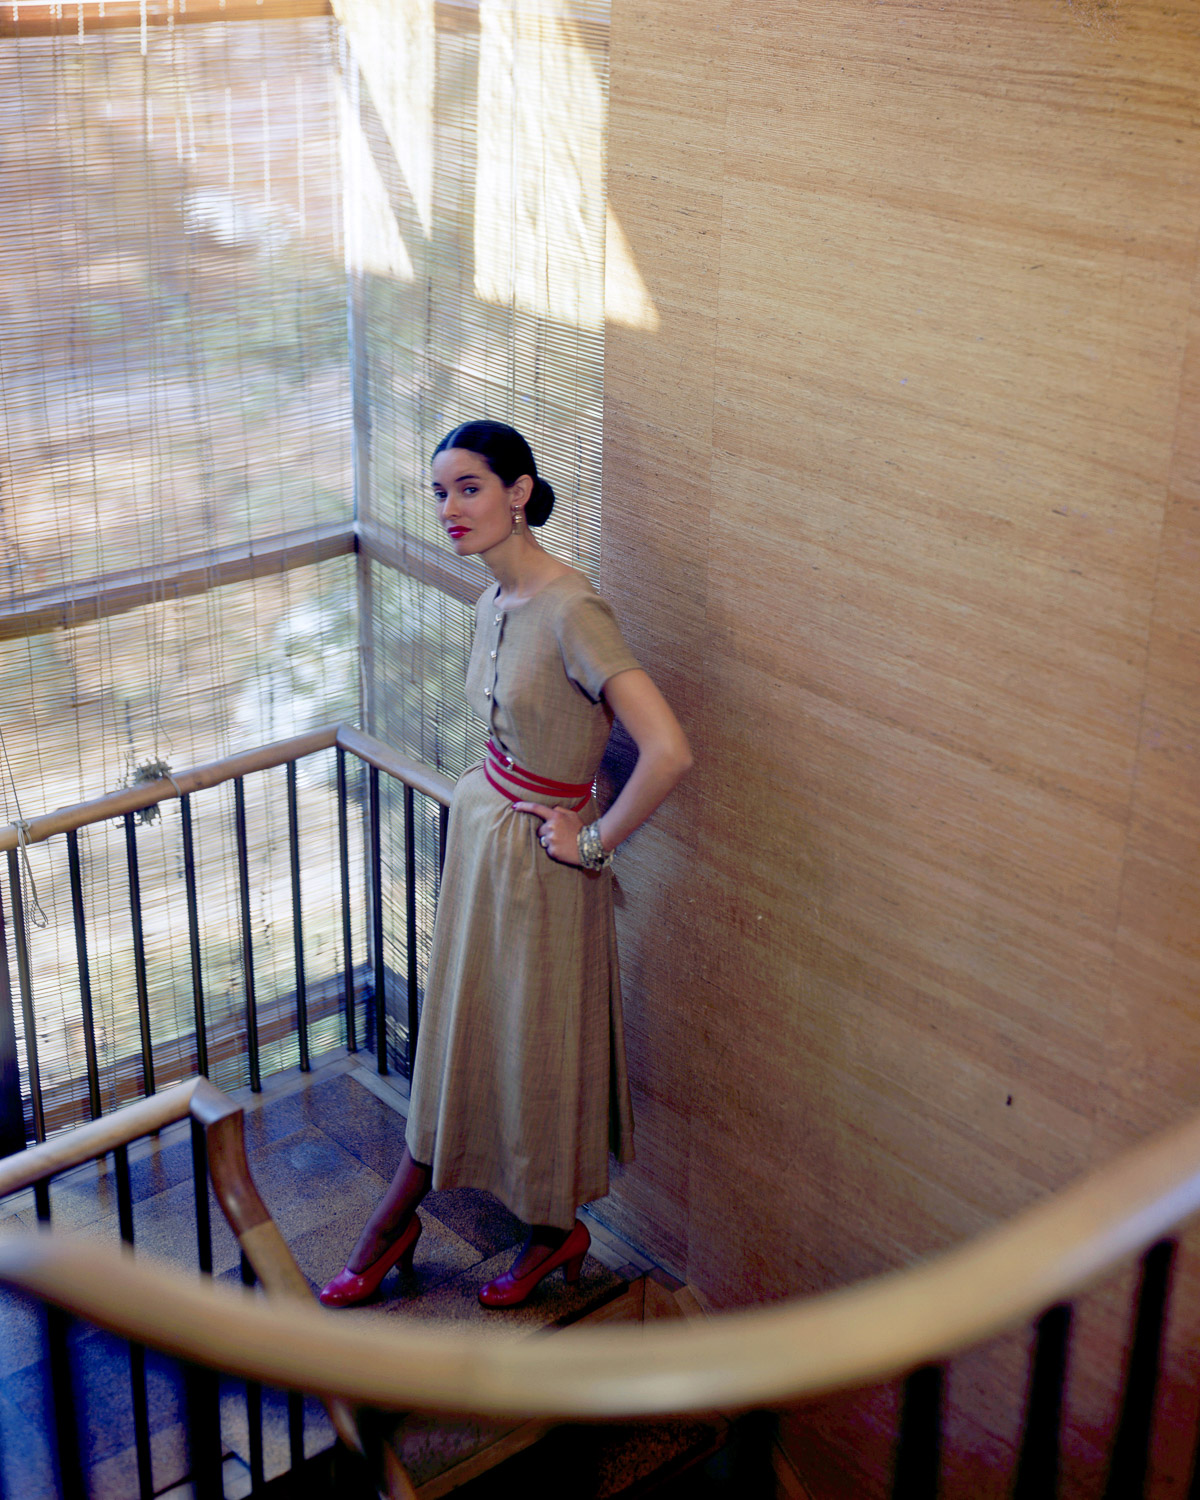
371, 1273, 645, 1494
0, 1066, 699, 1498
444, 1416, 731, 1500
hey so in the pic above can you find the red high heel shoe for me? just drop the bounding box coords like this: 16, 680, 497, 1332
477, 1220, 589, 1309
318, 1215, 422, 1308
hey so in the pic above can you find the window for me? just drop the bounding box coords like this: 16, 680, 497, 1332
0, 0, 614, 1103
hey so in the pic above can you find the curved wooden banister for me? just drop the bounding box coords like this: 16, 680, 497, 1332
0, 1077, 307, 1286
0, 1078, 209, 1195
0, 1076, 361, 1449
5, 1105, 1200, 1421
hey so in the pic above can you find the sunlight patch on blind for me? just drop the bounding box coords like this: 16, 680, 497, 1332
340, 82, 417, 281
474, 0, 606, 331
333, 0, 435, 235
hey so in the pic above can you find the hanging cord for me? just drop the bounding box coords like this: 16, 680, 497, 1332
13, 821, 49, 931
0, 730, 48, 930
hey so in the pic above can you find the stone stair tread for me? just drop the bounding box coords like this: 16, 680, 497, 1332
362, 1259, 639, 1491
0, 1066, 701, 1499
390, 1414, 546, 1493
349, 1243, 629, 1336
445, 1415, 730, 1500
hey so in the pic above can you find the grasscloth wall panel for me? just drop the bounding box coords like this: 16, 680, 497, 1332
601, 2, 1200, 1493
1101, 279, 1200, 1151
599, 0, 728, 1276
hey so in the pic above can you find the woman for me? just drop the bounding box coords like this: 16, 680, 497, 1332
319, 421, 691, 1310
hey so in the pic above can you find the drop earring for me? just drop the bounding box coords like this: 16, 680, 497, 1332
510, 505, 522, 530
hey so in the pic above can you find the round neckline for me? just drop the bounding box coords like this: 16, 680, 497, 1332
493, 570, 583, 613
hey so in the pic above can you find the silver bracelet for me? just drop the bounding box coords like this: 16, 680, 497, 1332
577, 819, 613, 870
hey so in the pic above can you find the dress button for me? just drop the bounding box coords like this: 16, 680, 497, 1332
494, 615, 502, 625
484, 688, 492, 698
490, 650, 497, 660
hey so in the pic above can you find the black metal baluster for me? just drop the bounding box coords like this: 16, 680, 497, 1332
1013, 1303, 1073, 1500
116, 1144, 155, 1500
183, 1362, 223, 1500
179, 794, 209, 1077
1103, 1238, 1176, 1500
893, 1364, 943, 1500
725, 1410, 779, 1494
0, 879, 26, 1156
123, 814, 155, 1098
404, 784, 419, 1078
7, 850, 44, 1143
287, 762, 309, 1072
66, 830, 102, 1120
190, 1119, 213, 1276
337, 749, 357, 1053
287, 1389, 305, 1475
370, 767, 385, 1075
1185, 1385, 1200, 1498
438, 801, 449, 878
46, 1304, 86, 1500
31, 1176, 75, 1495
183, 1138, 220, 1500
114, 1142, 135, 1245
234, 778, 261, 1093
240, 1252, 265, 1493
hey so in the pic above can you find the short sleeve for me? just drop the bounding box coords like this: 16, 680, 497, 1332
556, 591, 641, 703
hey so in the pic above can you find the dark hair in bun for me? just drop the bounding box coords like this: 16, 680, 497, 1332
433, 420, 556, 527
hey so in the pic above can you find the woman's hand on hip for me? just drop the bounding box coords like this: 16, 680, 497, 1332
514, 801, 584, 866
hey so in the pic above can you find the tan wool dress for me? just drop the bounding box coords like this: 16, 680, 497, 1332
405, 569, 638, 1230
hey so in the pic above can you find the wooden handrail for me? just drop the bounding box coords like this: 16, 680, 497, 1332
0, 721, 456, 852
357, 523, 489, 612
0, 523, 355, 643
0, 521, 486, 643
0, 1076, 300, 1278
5, 1104, 1200, 1420
335, 725, 455, 807
0, 726, 340, 853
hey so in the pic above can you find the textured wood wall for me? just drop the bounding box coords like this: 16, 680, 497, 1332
598, 2, 1200, 1492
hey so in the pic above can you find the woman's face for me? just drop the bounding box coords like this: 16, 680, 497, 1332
431, 447, 529, 556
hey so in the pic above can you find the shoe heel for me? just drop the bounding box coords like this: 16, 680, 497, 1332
399, 1218, 422, 1272
563, 1248, 586, 1284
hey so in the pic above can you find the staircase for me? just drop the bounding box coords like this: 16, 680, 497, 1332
6, 1059, 1200, 1498
0, 1058, 731, 1499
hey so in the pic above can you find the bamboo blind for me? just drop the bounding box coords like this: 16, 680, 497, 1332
0, 13, 357, 1118
0, 0, 612, 1107
0, 13, 353, 803
337, 0, 611, 1068
342, 0, 611, 775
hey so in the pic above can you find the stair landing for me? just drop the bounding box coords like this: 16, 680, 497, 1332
0, 1056, 707, 1498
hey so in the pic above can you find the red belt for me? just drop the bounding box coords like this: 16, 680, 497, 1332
483, 739, 592, 813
